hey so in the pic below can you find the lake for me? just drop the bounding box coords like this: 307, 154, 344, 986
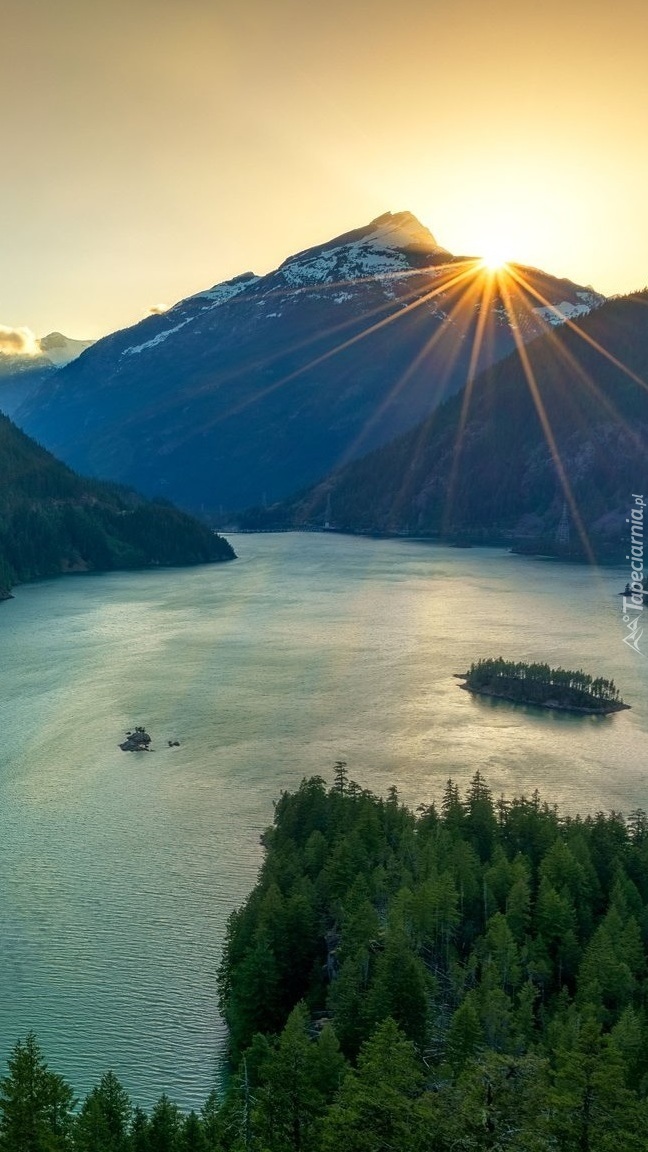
0, 533, 646, 1107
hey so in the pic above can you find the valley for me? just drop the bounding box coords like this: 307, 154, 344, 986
4, 0, 648, 1144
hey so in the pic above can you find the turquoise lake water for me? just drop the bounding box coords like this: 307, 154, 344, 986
0, 533, 646, 1106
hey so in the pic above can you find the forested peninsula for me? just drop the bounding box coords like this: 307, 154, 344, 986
0, 413, 234, 599
5, 768, 648, 1150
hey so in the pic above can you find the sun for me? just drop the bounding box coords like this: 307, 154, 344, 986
480, 244, 510, 273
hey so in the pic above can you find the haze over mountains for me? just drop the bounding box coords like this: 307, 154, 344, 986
15, 212, 604, 517
0, 330, 93, 418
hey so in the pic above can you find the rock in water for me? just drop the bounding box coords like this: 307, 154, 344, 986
119, 726, 152, 752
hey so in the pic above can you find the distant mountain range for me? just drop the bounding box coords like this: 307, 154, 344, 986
15, 212, 604, 516
0, 331, 93, 418
0, 412, 234, 600
250, 292, 648, 560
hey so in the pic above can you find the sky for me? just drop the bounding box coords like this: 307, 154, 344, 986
2, 0, 648, 340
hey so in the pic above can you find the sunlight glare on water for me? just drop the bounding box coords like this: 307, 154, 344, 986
0, 533, 646, 1106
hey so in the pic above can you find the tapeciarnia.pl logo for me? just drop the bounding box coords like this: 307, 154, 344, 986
622, 494, 645, 655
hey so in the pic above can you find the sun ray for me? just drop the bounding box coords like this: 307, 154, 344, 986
121, 252, 646, 544
336, 268, 488, 469
334, 264, 507, 530
508, 266, 648, 396
502, 273, 646, 453
167, 261, 483, 440
441, 268, 498, 534
300, 274, 486, 530
497, 274, 596, 564
122, 260, 481, 437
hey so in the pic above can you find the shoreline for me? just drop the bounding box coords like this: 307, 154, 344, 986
457, 680, 631, 716
227, 528, 629, 567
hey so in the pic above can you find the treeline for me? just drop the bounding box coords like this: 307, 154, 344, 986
0, 413, 234, 597
0, 1037, 222, 1152
6, 770, 648, 1150
464, 657, 624, 710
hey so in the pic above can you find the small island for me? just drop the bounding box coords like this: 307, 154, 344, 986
457, 657, 630, 714
622, 581, 648, 605
119, 726, 152, 751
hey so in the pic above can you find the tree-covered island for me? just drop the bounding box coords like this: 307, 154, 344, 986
458, 657, 630, 714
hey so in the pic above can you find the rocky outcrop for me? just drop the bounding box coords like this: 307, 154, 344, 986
119, 727, 152, 752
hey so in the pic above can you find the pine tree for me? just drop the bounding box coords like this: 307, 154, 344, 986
320, 1019, 426, 1152
366, 932, 431, 1049
445, 991, 484, 1074
128, 1108, 150, 1152
251, 1004, 343, 1152
147, 1096, 181, 1152
179, 1113, 206, 1152
0, 1034, 75, 1152
74, 1072, 131, 1152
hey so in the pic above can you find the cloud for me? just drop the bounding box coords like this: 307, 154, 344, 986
0, 325, 40, 357
148, 304, 168, 316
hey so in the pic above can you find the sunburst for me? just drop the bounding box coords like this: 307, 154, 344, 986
137, 239, 646, 554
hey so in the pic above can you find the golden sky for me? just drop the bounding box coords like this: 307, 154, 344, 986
2, 0, 647, 338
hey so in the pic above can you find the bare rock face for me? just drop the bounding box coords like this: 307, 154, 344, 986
119, 726, 152, 752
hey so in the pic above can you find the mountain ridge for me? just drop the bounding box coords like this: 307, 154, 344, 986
15, 212, 606, 516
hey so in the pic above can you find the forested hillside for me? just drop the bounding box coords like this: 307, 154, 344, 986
214, 768, 648, 1148
250, 291, 648, 557
5, 769, 648, 1150
0, 413, 234, 598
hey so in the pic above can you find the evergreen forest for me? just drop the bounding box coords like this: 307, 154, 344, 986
461, 658, 627, 713
5, 768, 648, 1151
0, 413, 234, 598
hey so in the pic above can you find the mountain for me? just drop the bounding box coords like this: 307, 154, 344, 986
252, 292, 648, 559
37, 331, 93, 366
0, 412, 234, 600
15, 212, 604, 517
0, 330, 93, 418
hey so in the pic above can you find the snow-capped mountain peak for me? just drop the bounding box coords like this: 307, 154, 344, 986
38, 332, 93, 366
358, 210, 444, 252
275, 211, 450, 290
0, 329, 92, 417
16, 211, 607, 518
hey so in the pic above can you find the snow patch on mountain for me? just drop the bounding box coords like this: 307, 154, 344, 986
279, 243, 412, 290
192, 273, 260, 308
122, 318, 194, 357
533, 300, 593, 326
